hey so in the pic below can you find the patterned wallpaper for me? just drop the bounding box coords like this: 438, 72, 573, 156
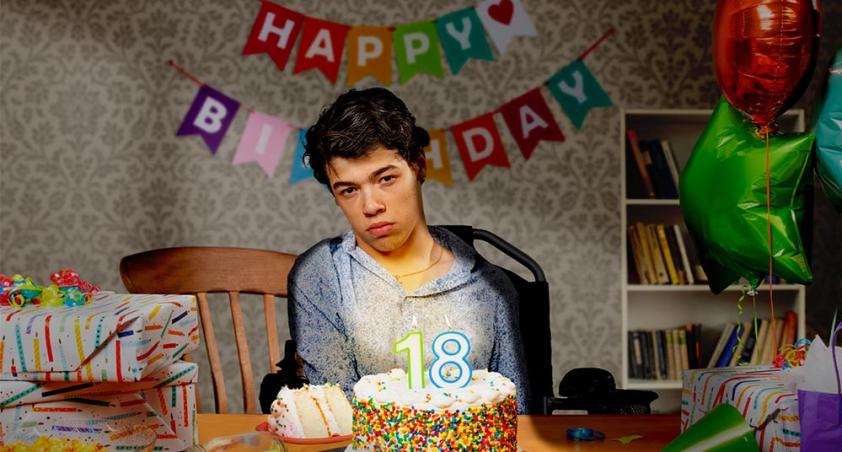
2, 0, 840, 413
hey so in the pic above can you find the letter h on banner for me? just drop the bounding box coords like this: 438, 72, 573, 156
243, 1, 305, 71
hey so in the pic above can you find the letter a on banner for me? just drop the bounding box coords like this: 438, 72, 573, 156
176, 85, 240, 154
476, 0, 536, 55
233, 111, 292, 177
242, 1, 305, 71
347, 26, 393, 86
499, 88, 565, 160
294, 17, 350, 83
547, 59, 612, 129
424, 129, 454, 186
451, 113, 510, 181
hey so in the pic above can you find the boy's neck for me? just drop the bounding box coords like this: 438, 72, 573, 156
358, 223, 438, 274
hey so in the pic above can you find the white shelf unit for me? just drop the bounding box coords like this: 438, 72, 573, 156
619, 108, 807, 413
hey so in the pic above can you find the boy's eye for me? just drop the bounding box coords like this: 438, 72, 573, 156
341, 187, 356, 195
381, 175, 395, 183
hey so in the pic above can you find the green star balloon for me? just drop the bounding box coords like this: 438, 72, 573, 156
680, 98, 814, 294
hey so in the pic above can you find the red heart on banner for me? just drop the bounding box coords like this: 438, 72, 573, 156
488, 0, 514, 25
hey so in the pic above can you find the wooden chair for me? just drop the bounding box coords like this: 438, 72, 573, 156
119, 246, 296, 414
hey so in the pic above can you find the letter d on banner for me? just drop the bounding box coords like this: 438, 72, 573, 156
177, 85, 240, 154
451, 113, 509, 181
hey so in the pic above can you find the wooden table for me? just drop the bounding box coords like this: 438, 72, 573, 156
197, 413, 680, 451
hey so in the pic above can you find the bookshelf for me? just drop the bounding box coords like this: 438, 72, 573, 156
619, 109, 807, 413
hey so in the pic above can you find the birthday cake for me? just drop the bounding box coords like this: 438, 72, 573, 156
351, 368, 518, 450
267, 384, 353, 438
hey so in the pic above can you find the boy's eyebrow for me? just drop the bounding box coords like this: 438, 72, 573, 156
331, 164, 399, 191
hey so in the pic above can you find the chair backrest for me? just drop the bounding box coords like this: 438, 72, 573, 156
119, 246, 296, 414
437, 225, 554, 414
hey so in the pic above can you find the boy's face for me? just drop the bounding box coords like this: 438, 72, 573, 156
327, 146, 424, 254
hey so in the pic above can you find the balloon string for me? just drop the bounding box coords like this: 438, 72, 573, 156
736, 287, 747, 353
765, 129, 778, 355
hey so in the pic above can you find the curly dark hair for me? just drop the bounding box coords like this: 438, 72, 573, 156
303, 88, 430, 187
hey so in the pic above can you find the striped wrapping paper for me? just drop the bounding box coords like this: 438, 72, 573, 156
0, 362, 197, 450
0, 292, 199, 382
681, 366, 800, 451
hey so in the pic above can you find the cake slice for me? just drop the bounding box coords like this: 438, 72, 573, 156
268, 384, 352, 438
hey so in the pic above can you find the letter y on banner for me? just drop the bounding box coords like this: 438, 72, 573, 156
233, 111, 292, 177
547, 59, 612, 129
243, 1, 305, 71
451, 113, 510, 181
176, 85, 240, 154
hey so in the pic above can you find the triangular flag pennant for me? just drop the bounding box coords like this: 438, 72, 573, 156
547, 59, 613, 129
393, 21, 445, 84
435, 8, 494, 74
233, 111, 292, 177
242, 1, 305, 71
424, 129, 454, 186
293, 16, 350, 83
476, 0, 536, 54
176, 85, 240, 154
347, 26, 393, 86
289, 128, 313, 185
499, 88, 565, 160
451, 113, 509, 181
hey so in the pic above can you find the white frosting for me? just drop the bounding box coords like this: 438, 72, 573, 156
269, 387, 305, 437
353, 368, 516, 411
308, 384, 342, 436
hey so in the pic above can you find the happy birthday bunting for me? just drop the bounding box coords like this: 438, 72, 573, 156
452, 113, 510, 181
435, 8, 494, 74
233, 111, 292, 177
476, 0, 536, 54
176, 85, 240, 154
242, 1, 305, 71
424, 129, 454, 186
293, 17, 350, 83
289, 128, 313, 185
499, 88, 565, 160
547, 59, 613, 129
393, 21, 445, 84
347, 26, 393, 86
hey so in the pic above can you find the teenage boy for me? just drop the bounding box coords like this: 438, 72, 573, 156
288, 87, 529, 412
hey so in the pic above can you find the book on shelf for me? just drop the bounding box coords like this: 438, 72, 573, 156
708, 323, 735, 367
749, 319, 769, 365
661, 139, 681, 190
641, 140, 679, 199
706, 312, 799, 368
625, 131, 679, 199
627, 324, 702, 381
626, 129, 656, 198
628, 222, 704, 285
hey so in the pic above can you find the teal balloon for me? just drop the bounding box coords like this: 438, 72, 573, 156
816, 47, 842, 210
680, 98, 814, 293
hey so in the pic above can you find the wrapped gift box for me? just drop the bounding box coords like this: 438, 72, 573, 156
0, 292, 199, 382
681, 366, 800, 451
0, 362, 197, 450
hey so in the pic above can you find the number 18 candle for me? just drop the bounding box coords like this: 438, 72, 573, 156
393, 330, 473, 390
